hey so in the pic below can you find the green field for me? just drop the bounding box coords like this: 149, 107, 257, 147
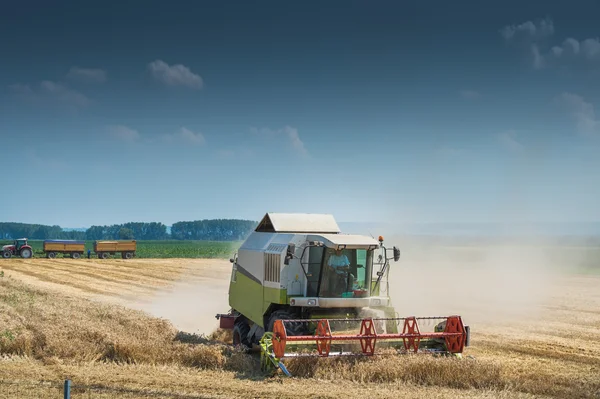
0, 240, 242, 259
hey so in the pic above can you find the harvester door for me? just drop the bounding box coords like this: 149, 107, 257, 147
306, 245, 324, 297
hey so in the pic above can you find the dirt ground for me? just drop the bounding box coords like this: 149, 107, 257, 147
1, 256, 599, 398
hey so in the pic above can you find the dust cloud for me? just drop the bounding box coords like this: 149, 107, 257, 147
379, 232, 578, 330
130, 260, 232, 336
126, 235, 593, 337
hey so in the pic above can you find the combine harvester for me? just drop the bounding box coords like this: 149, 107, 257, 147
216, 213, 470, 375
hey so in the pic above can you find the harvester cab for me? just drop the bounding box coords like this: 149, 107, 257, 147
2, 238, 33, 259
216, 213, 470, 375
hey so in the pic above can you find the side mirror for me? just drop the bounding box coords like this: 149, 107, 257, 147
284, 244, 296, 265
393, 247, 400, 262
229, 258, 235, 263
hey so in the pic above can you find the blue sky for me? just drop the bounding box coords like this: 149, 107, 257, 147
1, 0, 599, 228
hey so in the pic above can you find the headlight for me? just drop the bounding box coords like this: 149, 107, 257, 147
307, 299, 317, 306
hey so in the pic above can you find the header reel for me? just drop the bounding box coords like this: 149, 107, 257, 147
260, 314, 470, 376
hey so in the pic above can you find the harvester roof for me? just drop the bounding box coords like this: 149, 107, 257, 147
255, 213, 340, 234
318, 233, 380, 249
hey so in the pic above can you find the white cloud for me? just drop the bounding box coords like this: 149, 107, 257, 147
498, 130, 525, 153
497, 17, 600, 70
147, 60, 203, 89
459, 90, 480, 100
40, 81, 90, 106
532, 37, 600, 69
10, 80, 89, 107
582, 38, 600, 58
178, 127, 205, 145
558, 93, 600, 138
563, 38, 580, 55
283, 126, 307, 156
162, 127, 206, 146
250, 125, 308, 156
66, 67, 107, 83
500, 17, 554, 41
551, 46, 563, 57
550, 37, 600, 60
531, 44, 545, 69
108, 125, 141, 143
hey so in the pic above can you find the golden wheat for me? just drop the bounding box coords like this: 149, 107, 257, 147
1, 258, 600, 398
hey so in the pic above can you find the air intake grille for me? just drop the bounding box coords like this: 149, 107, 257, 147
264, 253, 281, 283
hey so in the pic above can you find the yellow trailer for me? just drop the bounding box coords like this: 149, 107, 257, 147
43, 240, 86, 259
94, 240, 137, 259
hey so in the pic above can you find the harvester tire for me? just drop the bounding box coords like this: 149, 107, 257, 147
233, 320, 251, 350
20, 248, 32, 259
267, 309, 307, 336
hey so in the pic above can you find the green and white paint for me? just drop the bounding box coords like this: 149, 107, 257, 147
227, 213, 401, 344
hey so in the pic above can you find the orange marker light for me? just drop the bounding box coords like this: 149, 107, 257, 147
378, 235, 384, 242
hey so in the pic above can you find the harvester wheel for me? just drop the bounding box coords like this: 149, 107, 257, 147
20, 248, 32, 259
267, 309, 307, 336
233, 319, 251, 350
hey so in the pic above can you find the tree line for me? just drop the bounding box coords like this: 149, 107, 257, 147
0, 219, 258, 241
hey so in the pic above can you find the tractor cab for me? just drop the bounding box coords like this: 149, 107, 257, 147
14, 238, 28, 251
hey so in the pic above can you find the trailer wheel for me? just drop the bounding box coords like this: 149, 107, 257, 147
124, 252, 133, 259
100, 252, 109, 259
47, 252, 56, 259
2, 251, 11, 259
72, 252, 81, 259
20, 248, 32, 259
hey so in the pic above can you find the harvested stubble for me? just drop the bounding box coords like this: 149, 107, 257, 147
2, 263, 600, 398
0, 277, 255, 374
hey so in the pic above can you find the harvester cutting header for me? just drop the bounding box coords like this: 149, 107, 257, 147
216, 213, 470, 375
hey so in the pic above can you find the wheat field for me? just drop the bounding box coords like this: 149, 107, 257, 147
1, 248, 599, 398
